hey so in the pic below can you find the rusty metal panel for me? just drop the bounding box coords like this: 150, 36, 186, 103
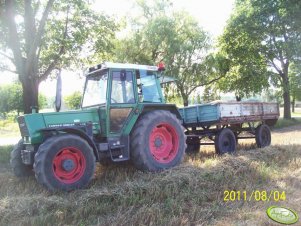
241, 103, 263, 116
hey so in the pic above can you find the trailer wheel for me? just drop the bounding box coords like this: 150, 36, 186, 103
215, 128, 236, 155
10, 139, 34, 177
130, 110, 186, 171
186, 136, 200, 153
255, 124, 271, 148
34, 134, 95, 191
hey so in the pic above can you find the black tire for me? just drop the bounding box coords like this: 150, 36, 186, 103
10, 139, 34, 177
130, 110, 186, 172
186, 144, 201, 153
186, 136, 200, 153
215, 128, 236, 155
34, 134, 96, 191
255, 124, 271, 148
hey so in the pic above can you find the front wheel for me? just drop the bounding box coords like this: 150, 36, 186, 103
215, 128, 236, 155
10, 139, 34, 177
130, 110, 186, 172
34, 134, 95, 191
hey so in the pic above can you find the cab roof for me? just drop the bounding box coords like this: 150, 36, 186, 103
88, 62, 158, 74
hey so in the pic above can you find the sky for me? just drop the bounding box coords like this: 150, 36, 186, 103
1, 0, 235, 97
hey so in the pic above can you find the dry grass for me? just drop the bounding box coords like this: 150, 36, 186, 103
0, 126, 301, 226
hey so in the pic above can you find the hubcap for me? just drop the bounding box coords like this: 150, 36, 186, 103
62, 159, 75, 172
52, 147, 86, 184
154, 138, 162, 147
149, 123, 179, 163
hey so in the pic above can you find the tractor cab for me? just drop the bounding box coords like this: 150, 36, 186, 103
81, 62, 168, 138
82, 62, 165, 108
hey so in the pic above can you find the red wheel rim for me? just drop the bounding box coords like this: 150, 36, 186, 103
149, 122, 179, 163
52, 147, 86, 184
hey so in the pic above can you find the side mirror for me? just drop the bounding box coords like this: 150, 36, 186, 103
55, 69, 62, 112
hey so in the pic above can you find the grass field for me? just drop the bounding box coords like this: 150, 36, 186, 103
0, 125, 300, 225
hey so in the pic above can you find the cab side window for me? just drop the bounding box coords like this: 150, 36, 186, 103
111, 70, 135, 104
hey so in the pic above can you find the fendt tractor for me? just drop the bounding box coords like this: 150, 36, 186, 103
11, 62, 279, 191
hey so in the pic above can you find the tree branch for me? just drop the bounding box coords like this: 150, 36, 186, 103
0, 65, 17, 74
268, 59, 283, 77
187, 74, 226, 96
38, 6, 70, 82
0, 51, 14, 62
25, 0, 54, 75
24, 0, 36, 53
4, 0, 24, 75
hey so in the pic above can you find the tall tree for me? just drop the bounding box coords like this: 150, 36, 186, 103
0, 0, 117, 113
115, 0, 226, 106
219, 0, 301, 119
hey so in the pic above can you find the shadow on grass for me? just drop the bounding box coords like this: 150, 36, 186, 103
0, 144, 13, 165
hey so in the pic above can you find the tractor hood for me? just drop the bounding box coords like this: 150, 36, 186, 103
17, 108, 100, 144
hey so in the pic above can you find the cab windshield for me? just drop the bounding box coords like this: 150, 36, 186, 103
82, 72, 108, 107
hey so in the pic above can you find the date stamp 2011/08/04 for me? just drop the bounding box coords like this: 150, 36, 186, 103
224, 190, 286, 202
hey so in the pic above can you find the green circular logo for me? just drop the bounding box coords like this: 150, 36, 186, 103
267, 206, 299, 225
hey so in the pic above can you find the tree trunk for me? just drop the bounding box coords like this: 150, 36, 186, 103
183, 95, 189, 107
21, 77, 39, 114
292, 94, 295, 113
282, 74, 291, 119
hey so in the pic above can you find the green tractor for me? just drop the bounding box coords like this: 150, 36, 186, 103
11, 62, 187, 191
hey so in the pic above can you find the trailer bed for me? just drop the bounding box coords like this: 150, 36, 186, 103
179, 101, 279, 127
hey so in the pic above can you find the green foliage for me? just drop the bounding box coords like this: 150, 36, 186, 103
202, 86, 220, 103
218, 0, 301, 113
0, 83, 47, 116
0, 83, 23, 116
64, 91, 82, 110
38, 93, 47, 110
0, 0, 118, 113
114, 0, 224, 106
289, 62, 301, 101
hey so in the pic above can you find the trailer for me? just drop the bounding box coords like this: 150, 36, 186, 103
179, 101, 280, 154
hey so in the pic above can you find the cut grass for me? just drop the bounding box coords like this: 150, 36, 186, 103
0, 126, 301, 226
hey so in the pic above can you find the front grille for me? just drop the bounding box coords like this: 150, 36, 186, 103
17, 116, 29, 137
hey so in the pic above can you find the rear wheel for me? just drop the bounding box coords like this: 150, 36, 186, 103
255, 124, 271, 148
215, 128, 236, 155
130, 110, 186, 171
34, 134, 95, 191
10, 139, 33, 177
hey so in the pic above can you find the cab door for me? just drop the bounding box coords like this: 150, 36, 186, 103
108, 69, 137, 135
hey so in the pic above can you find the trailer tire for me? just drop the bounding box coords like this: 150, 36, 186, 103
10, 139, 34, 177
186, 144, 201, 153
34, 134, 95, 191
255, 124, 271, 148
186, 136, 200, 153
215, 128, 236, 155
130, 110, 186, 172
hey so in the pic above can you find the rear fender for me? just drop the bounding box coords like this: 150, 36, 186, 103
141, 104, 182, 120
